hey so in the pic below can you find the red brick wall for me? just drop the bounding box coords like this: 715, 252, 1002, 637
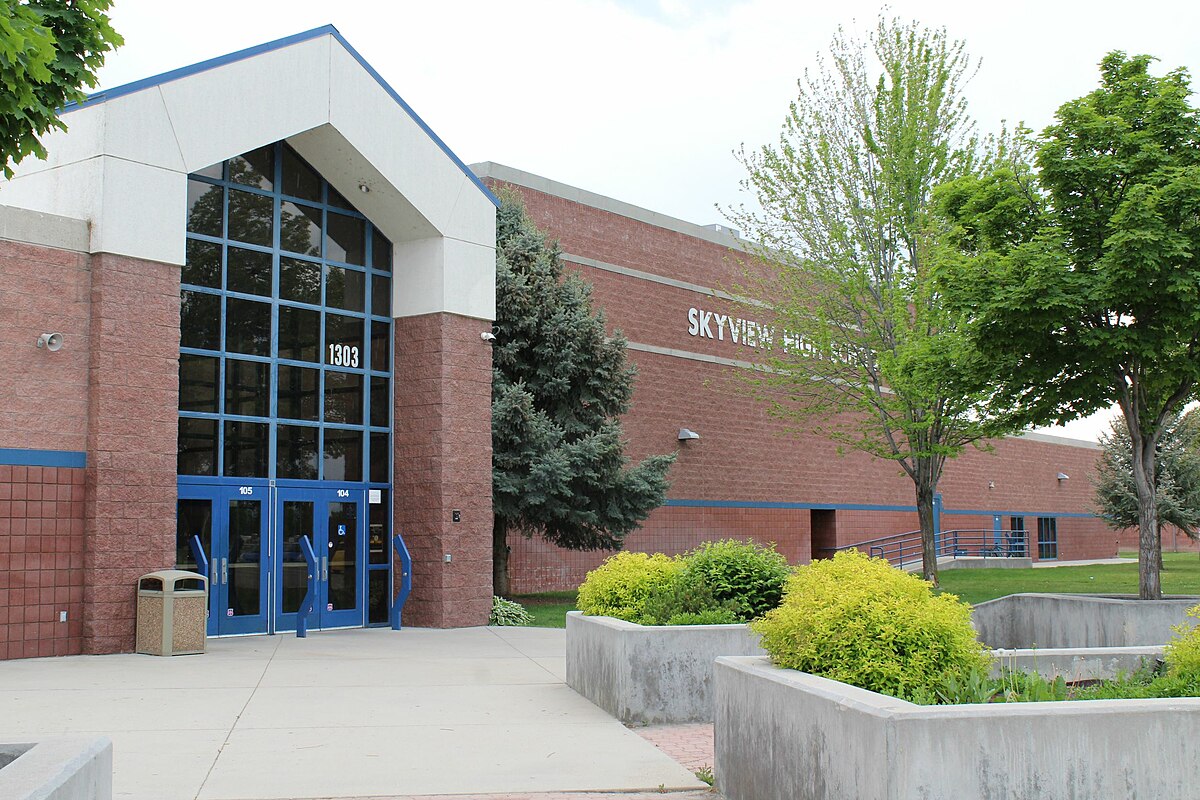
0, 237, 92, 659
83, 253, 180, 654
493, 180, 1113, 593
0, 465, 85, 659
393, 312, 493, 627
0, 239, 91, 450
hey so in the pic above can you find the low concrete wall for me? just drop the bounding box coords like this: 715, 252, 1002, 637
991, 646, 1162, 681
0, 737, 112, 800
974, 593, 1198, 648
565, 611, 764, 724
940, 556, 1032, 570
715, 656, 1200, 800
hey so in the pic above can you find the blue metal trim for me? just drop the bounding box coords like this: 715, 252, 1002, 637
0, 448, 86, 468
663, 497, 1099, 519
296, 534, 318, 638
664, 498, 917, 513
189, 535, 209, 584
391, 533, 412, 630
943, 508, 1098, 519
66, 25, 499, 208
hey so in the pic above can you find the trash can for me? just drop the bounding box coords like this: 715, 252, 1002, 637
135, 570, 208, 656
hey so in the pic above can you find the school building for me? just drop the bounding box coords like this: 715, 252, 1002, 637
0, 28, 1110, 660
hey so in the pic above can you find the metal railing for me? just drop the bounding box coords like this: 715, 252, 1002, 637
832, 528, 1029, 570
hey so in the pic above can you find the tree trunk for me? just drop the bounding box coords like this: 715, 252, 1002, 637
492, 516, 511, 599
1130, 431, 1162, 600
916, 482, 939, 587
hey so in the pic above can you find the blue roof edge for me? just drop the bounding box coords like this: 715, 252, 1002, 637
66, 24, 499, 208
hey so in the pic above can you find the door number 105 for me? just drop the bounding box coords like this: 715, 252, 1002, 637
327, 344, 360, 368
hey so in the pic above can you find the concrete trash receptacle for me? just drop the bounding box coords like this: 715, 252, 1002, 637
135, 570, 208, 656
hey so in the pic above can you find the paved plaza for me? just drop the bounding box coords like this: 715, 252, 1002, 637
0, 627, 714, 800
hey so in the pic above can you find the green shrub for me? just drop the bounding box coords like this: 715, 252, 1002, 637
489, 595, 533, 626
663, 609, 741, 626
576, 552, 682, 622
639, 570, 742, 625
752, 549, 990, 702
679, 539, 791, 620
1164, 604, 1200, 678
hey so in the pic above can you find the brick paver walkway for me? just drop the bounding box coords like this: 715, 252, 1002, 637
630, 723, 716, 773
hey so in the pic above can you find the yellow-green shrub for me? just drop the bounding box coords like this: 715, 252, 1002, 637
1164, 604, 1200, 678
576, 552, 682, 622
751, 549, 990, 702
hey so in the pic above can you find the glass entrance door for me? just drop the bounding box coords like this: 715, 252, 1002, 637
274, 487, 365, 632
177, 484, 270, 635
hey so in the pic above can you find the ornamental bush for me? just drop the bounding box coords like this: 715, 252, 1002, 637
489, 595, 533, 626
752, 549, 990, 702
679, 539, 791, 620
1164, 604, 1200, 678
576, 552, 681, 622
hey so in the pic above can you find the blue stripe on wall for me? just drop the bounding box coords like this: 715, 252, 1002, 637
665, 498, 915, 513
0, 448, 86, 468
665, 498, 1098, 519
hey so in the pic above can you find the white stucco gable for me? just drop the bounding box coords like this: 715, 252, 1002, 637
0, 26, 497, 321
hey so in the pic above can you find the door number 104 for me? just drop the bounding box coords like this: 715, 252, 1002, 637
327, 344, 360, 368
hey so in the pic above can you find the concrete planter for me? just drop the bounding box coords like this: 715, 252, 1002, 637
715, 656, 1200, 800
565, 611, 764, 724
974, 593, 1199, 648
0, 738, 112, 800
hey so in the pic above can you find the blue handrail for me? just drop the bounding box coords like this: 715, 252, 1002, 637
189, 535, 209, 582
391, 533, 413, 630
297, 535, 317, 638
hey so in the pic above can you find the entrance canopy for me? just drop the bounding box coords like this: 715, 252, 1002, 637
0, 25, 497, 321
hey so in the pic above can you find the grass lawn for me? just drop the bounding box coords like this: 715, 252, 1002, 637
512, 591, 577, 628
938, 552, 1200, 605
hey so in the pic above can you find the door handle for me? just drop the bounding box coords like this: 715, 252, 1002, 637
221, 558, 228, 585
321, 556, 328, 582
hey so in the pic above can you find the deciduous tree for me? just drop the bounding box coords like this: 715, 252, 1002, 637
938, 53, 1200, 598
727, 17, 998, 584
0, 0, 122, 178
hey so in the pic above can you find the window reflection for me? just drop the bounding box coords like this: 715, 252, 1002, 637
281, 201, 321, 257
228, 189, 273, 247
180, 141, 393, 485
228, 145, 274, 191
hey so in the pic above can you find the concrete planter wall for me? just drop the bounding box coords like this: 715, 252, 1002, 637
715, 656, 1200, 800
974, 593, 1198, 648
565, 611, 764, 724
0, 738, 112, 800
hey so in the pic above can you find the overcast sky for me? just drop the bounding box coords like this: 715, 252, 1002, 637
93, 0, 1198, 441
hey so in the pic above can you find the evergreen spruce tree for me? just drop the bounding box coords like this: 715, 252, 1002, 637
491, 192, 675, 596
1095, 412, 1200, 545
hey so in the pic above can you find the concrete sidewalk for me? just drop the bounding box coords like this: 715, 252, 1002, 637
0, 627, 708, 800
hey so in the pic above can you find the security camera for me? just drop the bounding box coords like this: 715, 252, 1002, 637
36, 333, 63, 352
480, 331, 496, 342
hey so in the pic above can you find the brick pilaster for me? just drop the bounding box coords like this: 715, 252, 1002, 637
83, 253, 180, 653
393, 312, 493, 627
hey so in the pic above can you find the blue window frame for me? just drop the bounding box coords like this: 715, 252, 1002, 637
178, 141, 392, 487
178, 141, 393, 627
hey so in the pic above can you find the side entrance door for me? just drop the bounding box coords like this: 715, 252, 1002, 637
274, 487, 366, 632
177, 483, 270, 636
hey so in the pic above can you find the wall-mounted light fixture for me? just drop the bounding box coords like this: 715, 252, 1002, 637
358, 183, 370, 194
1056, 472, 1070, 482
678, 428, 700, 441
988, 481, 995, 490
36, 332, 63, 351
